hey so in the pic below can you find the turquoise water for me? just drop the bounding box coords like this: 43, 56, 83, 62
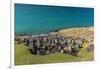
15, 4, 94, 35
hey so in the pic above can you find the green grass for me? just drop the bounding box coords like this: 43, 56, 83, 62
78, 48, 94, 61
15, 43, 94, 65
78, 41, 94, 61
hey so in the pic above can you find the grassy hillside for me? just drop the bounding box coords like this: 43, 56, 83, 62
15, 43, 93, 65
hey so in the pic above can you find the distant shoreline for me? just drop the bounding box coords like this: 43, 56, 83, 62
15, 26, 94, 36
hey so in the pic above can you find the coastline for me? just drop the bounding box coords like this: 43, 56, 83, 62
15, 26, 94, 36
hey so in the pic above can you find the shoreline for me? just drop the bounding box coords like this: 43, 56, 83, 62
15, 26, 94, 36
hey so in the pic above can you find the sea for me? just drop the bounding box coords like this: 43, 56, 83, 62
15, 3, 94, 35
